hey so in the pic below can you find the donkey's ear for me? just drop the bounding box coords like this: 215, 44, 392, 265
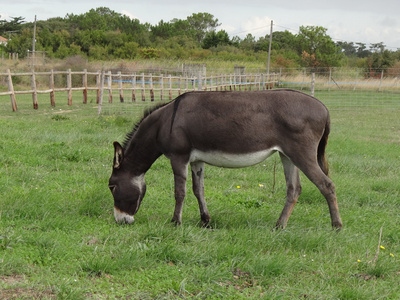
113, 141, 124, 169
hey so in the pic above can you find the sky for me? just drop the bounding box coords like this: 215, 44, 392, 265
1, 0, 400, 49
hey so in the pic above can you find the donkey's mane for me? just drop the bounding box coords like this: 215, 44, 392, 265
122, 102, 170, 149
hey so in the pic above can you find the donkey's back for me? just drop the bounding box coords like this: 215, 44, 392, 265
162, 89, 330, 158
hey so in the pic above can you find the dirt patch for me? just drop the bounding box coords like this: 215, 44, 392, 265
1, 275, 26, 285
41, 109, 77, 115
0, 288, 55, 299
0, 275, 55, 299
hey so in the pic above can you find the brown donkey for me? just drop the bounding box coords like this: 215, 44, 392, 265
109, 89, 342, 229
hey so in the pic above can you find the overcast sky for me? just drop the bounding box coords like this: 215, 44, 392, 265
1, 0, 399, 49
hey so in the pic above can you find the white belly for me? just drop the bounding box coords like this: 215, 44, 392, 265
189, 147, 281, 168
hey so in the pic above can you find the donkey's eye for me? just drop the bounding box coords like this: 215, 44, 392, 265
109, 185, 116, 193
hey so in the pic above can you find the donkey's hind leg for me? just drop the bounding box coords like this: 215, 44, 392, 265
191, 161, 210, 227
287, 150, 342, 229
275, 153, 302, 229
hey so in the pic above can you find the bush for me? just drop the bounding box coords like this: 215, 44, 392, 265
140, 48, 161, 59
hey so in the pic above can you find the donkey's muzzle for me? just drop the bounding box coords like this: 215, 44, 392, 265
114, 207, 135, 224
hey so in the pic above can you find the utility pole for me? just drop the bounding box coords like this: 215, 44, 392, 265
266, 20, 273, 75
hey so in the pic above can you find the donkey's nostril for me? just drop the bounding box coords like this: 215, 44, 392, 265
109, 185, 116, 193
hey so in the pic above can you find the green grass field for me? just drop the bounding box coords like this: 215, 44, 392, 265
1, 90, 399, 299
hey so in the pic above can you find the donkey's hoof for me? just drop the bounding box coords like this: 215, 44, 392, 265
273, 220, 287, 231
332, 221, 343, 231
201, 219, 211, 228
171, 218, 181, 226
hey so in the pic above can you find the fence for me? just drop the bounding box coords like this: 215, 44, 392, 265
277, 68, 400, 110
0, 69, 99, 111
0, 69, 278, 113
1, 68, 400, 113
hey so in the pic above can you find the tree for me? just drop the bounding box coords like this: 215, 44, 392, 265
336, 41, 357, 56
151, 20, 174, 40
271, 30, 297, 51
366, 49, 395, 75
202, 30, 230, 49
67, 7, 121, 31
5, 28, 32, 57
296, 26, 343, 69
0, 16, 25, 35
171, 18, 191, 34
239, 34, 256, 51
113, 41, 139, 59
186, 13, 220, 43
355, 43, 371, 58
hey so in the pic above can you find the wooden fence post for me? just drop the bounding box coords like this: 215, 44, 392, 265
149, 73, 154, 101
261, 73, 265, 90
197, 71, 202, 91
311, 73, 315, 97
184, 75, 188, 93
67, 69, 72, 106
31, 70, 38, 109
7, 69, 17, 112
168, 75, 172, 100
83, 69, 88, 104
223, 74, 227, 91
379, 70, 384, 92
179, 75, 182, 95
97, 71, 105, 116
118, 71, 124, 102
49, 69, 55, 106
131, 73, 136, 102
160, 74, 164, 101
141, 73, 145, 101
107, 71, 113, 103
96, 71, 101, 104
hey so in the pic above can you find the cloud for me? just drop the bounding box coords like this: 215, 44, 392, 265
0, 12, 11, 20
379, 17, 397, 27
239, 16, 272, 38
121, 10, 138, 20
220, 24, 236, 35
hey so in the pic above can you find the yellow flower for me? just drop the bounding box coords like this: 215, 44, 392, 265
380, 245, 385, 250
390, 253, 394, 257
258, 184, 264, 188
236, 186, 240, 189
357, 259, 361, 263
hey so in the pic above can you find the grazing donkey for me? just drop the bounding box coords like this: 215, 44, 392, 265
109, 89, 342, 229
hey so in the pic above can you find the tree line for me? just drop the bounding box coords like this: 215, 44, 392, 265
1, 7, 400, 73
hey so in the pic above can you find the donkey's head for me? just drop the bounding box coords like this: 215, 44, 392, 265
109, 142, 146, 224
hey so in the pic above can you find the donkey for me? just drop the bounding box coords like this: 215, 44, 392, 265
109, 89, 342, 229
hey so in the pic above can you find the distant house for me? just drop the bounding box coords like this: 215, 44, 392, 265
0, 36, 8, 45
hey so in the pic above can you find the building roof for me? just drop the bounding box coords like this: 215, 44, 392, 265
0, 36, 8, 43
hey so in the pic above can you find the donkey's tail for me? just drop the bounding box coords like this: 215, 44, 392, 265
317, 116, 330, 176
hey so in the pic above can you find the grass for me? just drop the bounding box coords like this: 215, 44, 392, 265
1, 90, 400, 299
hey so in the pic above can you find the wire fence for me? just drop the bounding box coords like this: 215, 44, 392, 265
277, 68, 400, 110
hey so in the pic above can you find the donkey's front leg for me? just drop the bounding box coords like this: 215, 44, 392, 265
171, 159, 188, 225
191, 161, 210, 227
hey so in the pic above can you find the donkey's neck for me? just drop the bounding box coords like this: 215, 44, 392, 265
124, 118, 162, 175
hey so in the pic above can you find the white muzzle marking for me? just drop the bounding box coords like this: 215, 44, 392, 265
114, 207, 135, 224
